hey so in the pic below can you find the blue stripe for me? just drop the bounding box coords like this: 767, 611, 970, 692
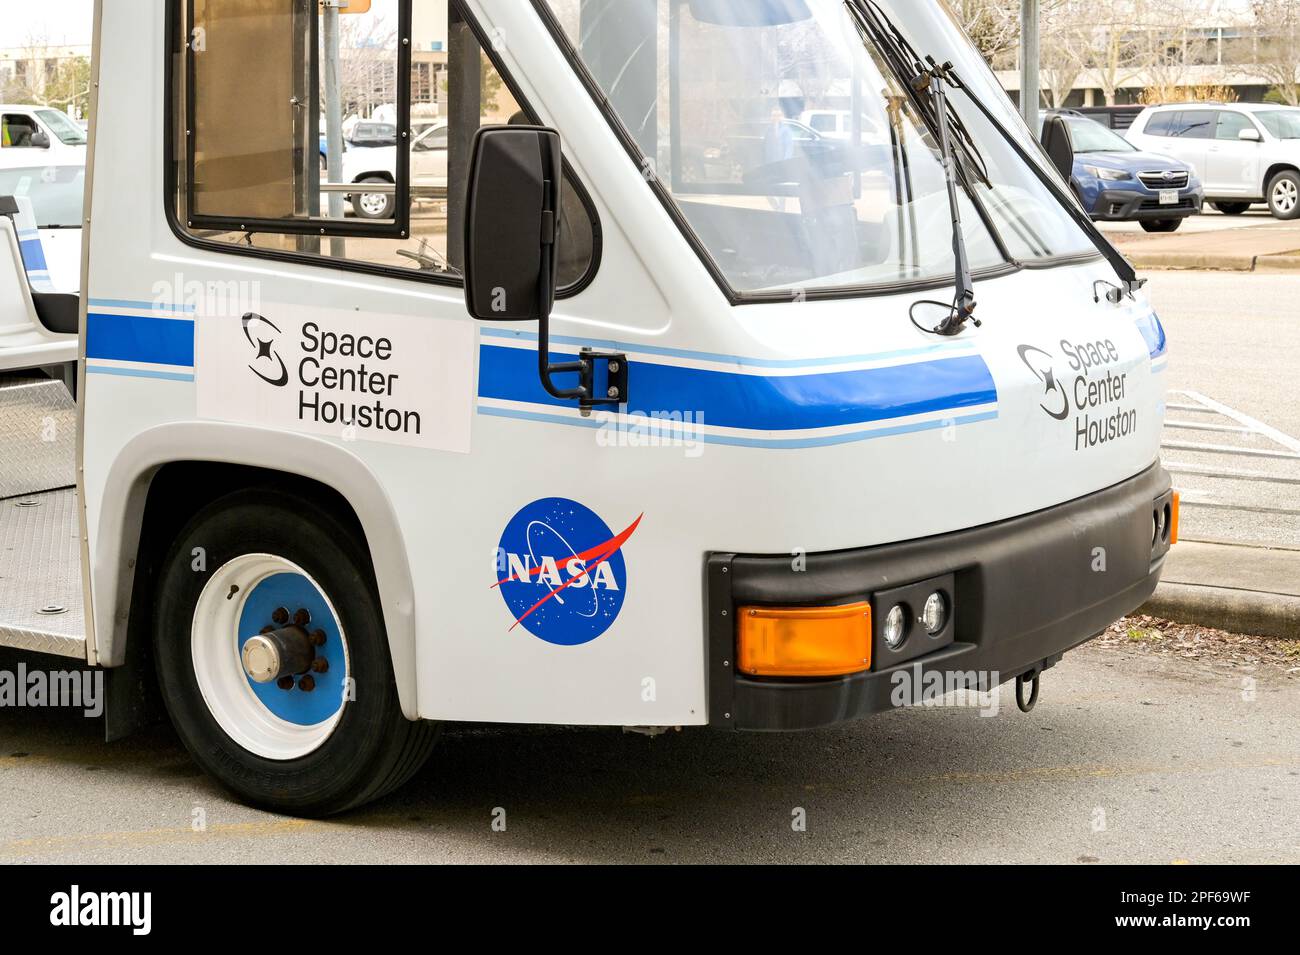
478, 406, 999, 449
1135, 310, 1166, 360
87, 365, 196, 382
86, 312, 194, 367
18, 237, 47, 272
480, 327, 974, 370
479, 344, 996, 432
88, 297, 197, 313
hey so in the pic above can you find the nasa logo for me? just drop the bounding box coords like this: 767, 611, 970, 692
493, 498, 643, 645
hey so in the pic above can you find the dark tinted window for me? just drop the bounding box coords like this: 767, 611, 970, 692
1169, 110, 1215, 139
1143, 111, 1174, 136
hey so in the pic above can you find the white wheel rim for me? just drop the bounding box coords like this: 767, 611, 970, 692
1274, 180, 1297, 213
191, 554, 350, 761
359, 192, 389, 216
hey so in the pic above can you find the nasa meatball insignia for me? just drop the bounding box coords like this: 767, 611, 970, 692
493, 498, 642, 645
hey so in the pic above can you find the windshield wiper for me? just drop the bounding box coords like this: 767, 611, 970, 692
845, 0, 1145, 315
846, 1, 984, 335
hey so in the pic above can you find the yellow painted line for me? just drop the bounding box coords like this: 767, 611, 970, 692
1, 818, 330, 857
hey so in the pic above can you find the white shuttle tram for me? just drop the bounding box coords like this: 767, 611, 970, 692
0, 0, 1176, 815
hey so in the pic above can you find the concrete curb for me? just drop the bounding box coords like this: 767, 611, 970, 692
1140, 582, 1300, 641
1124, 252, 1300, 273
1126, 252, 1257, 271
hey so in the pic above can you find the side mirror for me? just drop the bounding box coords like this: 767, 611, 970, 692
1040, 116, 1075, 182
463, 126, 627, 410
463, 125, 559, 321
1239, 127, 1262, 142
30, 130, 50, 149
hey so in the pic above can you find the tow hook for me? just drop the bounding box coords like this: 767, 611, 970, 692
1015, 668, 1041, 713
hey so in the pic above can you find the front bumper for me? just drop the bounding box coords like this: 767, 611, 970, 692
1090, 187, 1203, 220
706, 463, 1173, 731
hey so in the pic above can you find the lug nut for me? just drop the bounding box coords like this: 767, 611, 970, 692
293, 608, 311, 627
311, 629, 327, 647
276, 676, 295, 691
271, 607, 289, 625
311, 658, 329, 674
299, 674, 316, 692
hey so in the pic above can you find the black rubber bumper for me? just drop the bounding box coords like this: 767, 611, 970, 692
1091, 189, 1202, 220
706, 464, 1173, 731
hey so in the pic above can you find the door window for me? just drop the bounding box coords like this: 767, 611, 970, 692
171, 0, 599, 292
1214, 111, 1255, 141
1, 114, 40, 148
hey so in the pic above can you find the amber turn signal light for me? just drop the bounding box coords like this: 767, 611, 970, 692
1170, 490, 1180, 545
737, 602, 872, 677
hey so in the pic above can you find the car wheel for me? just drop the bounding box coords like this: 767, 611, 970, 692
1267, 170, 1300, 220
1140, 219, 1182, 233
1212, 201, 1251, 216
153, 488, 438, 817
351, 177, 396, 220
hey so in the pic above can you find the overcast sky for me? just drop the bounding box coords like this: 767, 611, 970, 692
0, 0, 95, 48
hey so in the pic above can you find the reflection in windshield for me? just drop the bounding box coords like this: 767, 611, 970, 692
1066, 117, 1135, 154
545, 0, 1093, 298
35, 109, 88, 146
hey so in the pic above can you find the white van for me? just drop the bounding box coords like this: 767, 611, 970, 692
0, 0, 1175, 816
1125, 102, 1300, 219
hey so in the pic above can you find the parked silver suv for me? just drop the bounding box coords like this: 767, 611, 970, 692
1125, 103, 1300, 220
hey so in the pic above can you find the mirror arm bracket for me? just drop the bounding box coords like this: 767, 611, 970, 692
537, 318, 628, 414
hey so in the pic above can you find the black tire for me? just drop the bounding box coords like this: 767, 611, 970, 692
153, 488, 437, 817
351, 176, 396, 219
1266, 170, 1300, 220
1140, 218, 1183, 233
1212, 201, 1251, 215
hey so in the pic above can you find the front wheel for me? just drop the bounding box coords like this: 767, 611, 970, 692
153, 489, 437, 816
1267, 170, 1300, 220
1140, 218, 1183, 233
351, 177, 396, 219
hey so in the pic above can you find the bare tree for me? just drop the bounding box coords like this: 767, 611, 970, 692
1084, 1, 1155, 106
1137, 0, 1216, 102
1039, 1, 1091, 107
1251, 0, 1300, 105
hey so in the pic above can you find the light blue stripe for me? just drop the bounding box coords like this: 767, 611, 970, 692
87, 365, 195, 382
477, 405, 998, 449
88, 298, 197, 314
480, 327, 974, 370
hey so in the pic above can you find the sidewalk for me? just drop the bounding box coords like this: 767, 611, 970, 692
1108, 220, 1300, 272
1141, 539, 1300, 640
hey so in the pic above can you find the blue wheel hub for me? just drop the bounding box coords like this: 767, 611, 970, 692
237, 573, 346, 726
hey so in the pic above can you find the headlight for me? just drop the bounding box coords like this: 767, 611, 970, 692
883, 604, 907, 649
1084, 165, 1132, 181
921, 592, 947, 635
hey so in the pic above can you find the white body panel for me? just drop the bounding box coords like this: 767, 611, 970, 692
78, 1, 1167, 728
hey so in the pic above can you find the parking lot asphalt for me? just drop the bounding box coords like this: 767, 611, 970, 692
1, 640, 1297, 864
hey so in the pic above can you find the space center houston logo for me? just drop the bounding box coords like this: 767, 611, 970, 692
493, 498, 643, 645
195, 303, 474, 454
1017, 339, 1137, 451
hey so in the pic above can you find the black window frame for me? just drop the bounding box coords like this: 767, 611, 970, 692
163, 0, 603, 299
182, 0, 413, 239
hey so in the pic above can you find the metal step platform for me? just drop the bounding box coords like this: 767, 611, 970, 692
0, 488, 85, 658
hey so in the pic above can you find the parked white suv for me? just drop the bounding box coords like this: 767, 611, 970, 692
1125, 103, 1300, 219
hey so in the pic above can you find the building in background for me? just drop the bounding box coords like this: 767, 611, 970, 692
0, 43, 92, 117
